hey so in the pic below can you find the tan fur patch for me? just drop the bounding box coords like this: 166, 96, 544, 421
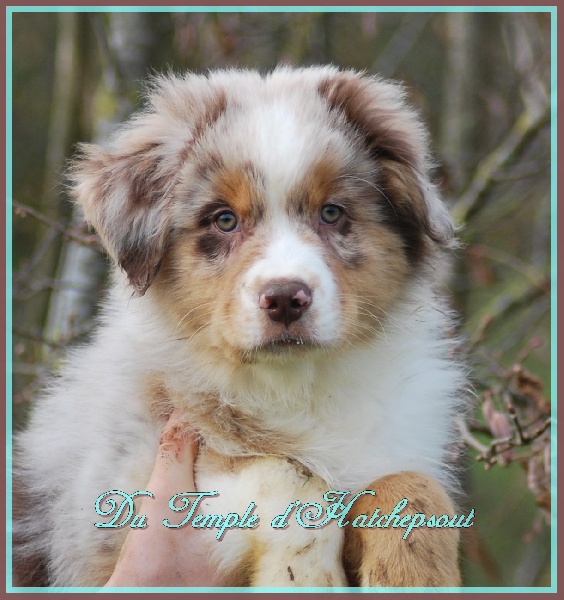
143, 374, 303, 455
152, 242, 218, 344
186, 395, 304, 456
212, 165, 263, 224
232, 538, 264, 586
344, 472, 461, 587
291, 157, 340, 215
327, 223, 410, 349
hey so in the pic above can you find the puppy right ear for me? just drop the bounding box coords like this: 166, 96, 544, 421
318, 70, 455, 250
69, 138, 177, 295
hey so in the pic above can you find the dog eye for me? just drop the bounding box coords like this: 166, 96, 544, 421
214, 210, 239, 233
320, 204, 343, 225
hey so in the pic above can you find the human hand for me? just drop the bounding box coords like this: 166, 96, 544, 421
104, 410, 227, 587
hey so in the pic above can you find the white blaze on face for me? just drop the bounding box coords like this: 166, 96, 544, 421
222, 100, 345, 350
239, 221, 342, 347
248, 101, 317, 205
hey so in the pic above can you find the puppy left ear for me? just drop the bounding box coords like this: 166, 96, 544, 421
318, 70, 454, 247
70, 73, 229, 295
70, 138, 176, 295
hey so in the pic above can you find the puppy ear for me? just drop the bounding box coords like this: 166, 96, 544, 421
318, 71, 454, 247
70, 75, 228, 295
70, 138, 176, 295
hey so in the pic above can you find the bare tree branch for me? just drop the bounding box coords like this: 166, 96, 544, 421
12, 200, 101, 248
452, 105, 550, 225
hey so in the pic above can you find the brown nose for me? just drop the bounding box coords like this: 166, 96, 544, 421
259, 281, 312, 326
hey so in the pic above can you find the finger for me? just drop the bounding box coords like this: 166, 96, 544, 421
104, 412, 209, 587
146, 409, 200, 492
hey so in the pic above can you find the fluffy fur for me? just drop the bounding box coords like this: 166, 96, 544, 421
13, 66, 467, 588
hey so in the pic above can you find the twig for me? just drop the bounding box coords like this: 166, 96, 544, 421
478, 281, 550, 332
456, 417, 489, 454
12, 200, 101, 249
13, 276, 100, 301
452, 105, 550, 225
14, 227, 59, 282
468, 245, 549, 292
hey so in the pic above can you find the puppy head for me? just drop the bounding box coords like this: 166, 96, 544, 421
70, 67, 454, 363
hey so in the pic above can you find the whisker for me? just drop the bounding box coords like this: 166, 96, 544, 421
337, 174, 398, 219
174, 302, 215, 333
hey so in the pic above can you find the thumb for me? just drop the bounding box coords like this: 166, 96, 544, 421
147, 409, 200, 493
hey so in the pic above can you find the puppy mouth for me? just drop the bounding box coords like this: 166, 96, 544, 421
265, 335, 309, 348
252, 333, 325, 356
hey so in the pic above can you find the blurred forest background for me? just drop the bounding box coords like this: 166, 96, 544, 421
10, 10, 553, 588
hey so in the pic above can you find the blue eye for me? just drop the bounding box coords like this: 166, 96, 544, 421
215, 210, 238, 233
320, 204, 342, 225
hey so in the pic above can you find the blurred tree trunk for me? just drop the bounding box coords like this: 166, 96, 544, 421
14, 14, 79, 361
440, 13, 479, 326
374, 13, 431, 78
43, 13, 152, 351
41, 13, 98, 352
440, 12, 478, 195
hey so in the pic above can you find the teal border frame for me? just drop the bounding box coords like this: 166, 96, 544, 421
5, 5, 558, 595
2, 5, 560, 12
